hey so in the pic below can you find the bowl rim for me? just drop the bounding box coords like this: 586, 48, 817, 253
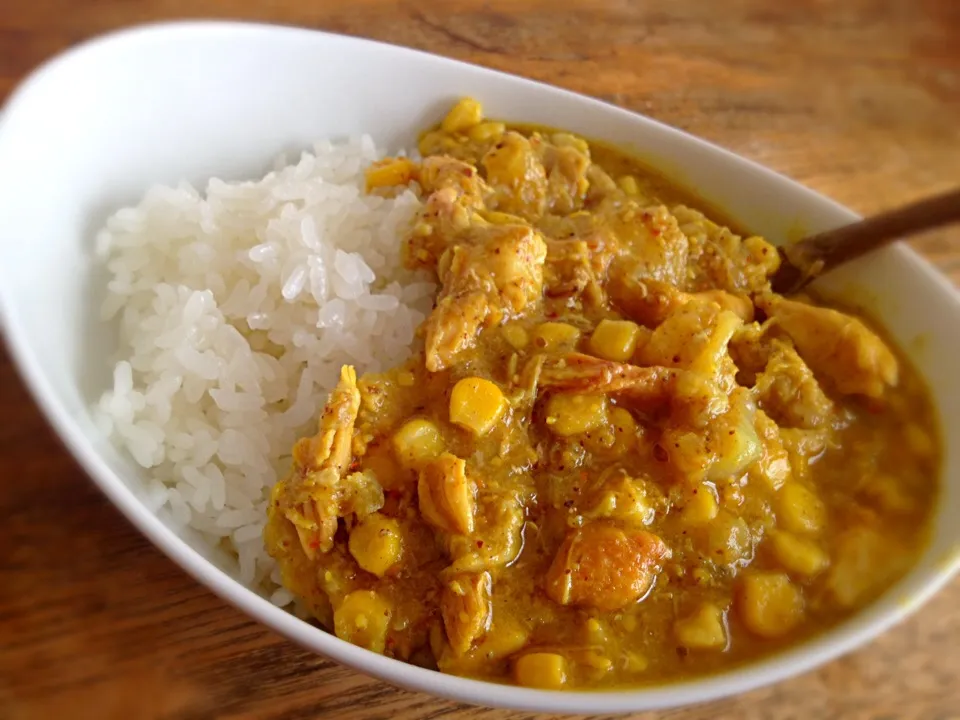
2, 19, 959, 714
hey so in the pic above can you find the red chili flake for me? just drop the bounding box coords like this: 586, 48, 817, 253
476, 540, 485, 548
653, 443, 668, 462
579, 471, 589, 483
309, 540, 320, 549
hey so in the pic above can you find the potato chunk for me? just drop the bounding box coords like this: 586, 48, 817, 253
441, 97, 483, 133
514, 653, 568, 689
365, 157, 417, 191
768, 530, 828, 578
737, 572, 804, 638
533, 321, 582, 351
681, 484, 719, 525
545, 522, 669, 611
450, 377, 507, 435
348, 513, 403, 577
544, 393, 607, 437
777, 482, 826, 534
674, 603, 728, 650
418, 453, 476, 535
333, 590, 393, 653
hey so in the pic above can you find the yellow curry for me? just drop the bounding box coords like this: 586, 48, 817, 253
263, 98, 939, 689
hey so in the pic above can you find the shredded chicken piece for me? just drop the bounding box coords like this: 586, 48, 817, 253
418, 453, 477, 535
442, 571, 493, 656
423, 223, 547, 371
754, 340, 837, 428
277, 366, 365, 558
759, 295, 898, 398
536, 352, 725, 426
608, 262, 753, 327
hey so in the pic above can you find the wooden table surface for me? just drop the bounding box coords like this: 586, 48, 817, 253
2, 1, 959, 718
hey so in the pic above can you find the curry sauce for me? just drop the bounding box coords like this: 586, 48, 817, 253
263, 98, 939, 689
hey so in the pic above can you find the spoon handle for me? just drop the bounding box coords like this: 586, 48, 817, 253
771, 187, 960, 294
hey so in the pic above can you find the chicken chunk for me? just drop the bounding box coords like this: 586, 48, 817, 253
687, 222, 780, 294
423, 223, 547, 371
271, 366, 364, 558
608, 263, 754, 328
759, 295, 898, 398
482, 131, 548, 219
446, 489, 526, 574
539, 136, 591, 214
418, 453, 477, 535
404, 187, 473, 272
544, 522, 670, 611
605, 204, 690, 288
543, 234, 616, 307
754, 340, 836, 428
442, 571, 492, 656
418, 155, 489, 205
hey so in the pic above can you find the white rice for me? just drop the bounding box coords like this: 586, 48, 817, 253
94, 136, 434, 598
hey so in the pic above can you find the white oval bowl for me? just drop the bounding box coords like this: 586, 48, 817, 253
0, 21, 958, 715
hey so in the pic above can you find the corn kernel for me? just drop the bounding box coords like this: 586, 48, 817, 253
501, 323, 530, 350
737, 571, 803, 639
584, 617, 606, 643
777, 482, 826, 535
441, 97, 483, 133
392, 418, 444, 468
364, 157, 417, 192
513, 652, 567, 689
768, 530, 828, 578
348, 513, 403, 577
544, 393, 607, 437
589, 319, 642, 362
449, 377, 506, 435
681, 483, 719, 525
617, 175, 640, 195
674, 603, 727, 650
333, 590, 393, 653
533, 321, 582, 351
468, 121, 506, 142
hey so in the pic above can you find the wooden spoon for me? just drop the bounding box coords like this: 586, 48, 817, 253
770, 188, 960, 294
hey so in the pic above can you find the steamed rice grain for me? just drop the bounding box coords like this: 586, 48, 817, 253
95, 136, 432, 596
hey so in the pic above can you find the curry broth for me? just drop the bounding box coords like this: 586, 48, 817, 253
263, 98, 939, 689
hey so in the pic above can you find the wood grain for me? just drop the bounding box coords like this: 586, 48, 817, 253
1, 1, 959, 718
